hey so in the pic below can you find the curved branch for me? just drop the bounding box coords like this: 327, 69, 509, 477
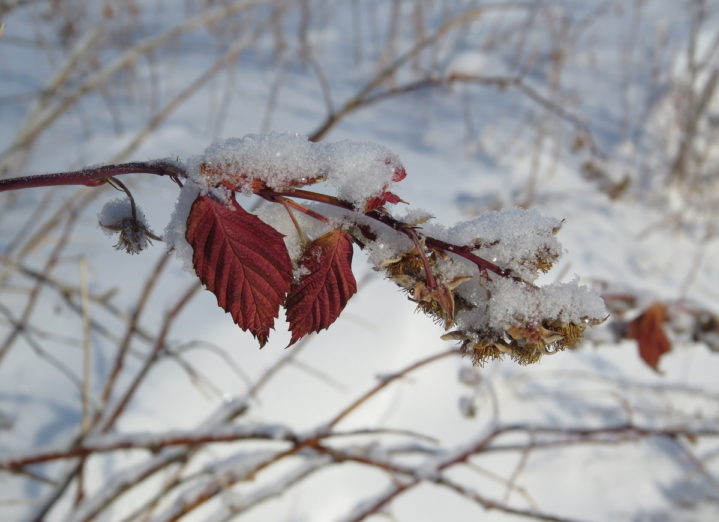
0, 160, 186, 192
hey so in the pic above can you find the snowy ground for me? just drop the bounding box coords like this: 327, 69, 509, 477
1, 1, 719, 521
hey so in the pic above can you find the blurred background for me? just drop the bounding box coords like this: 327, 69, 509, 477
1, 1, 719, 520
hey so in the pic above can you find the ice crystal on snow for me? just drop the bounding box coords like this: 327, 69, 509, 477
190, 133, 402, 209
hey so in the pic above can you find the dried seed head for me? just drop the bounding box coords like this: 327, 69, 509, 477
462, 339, 504, 366
382, 248, 425, 285
99, 199, 156, 254
369, 207, 605, 367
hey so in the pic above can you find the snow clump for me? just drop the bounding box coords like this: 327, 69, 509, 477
188, 133, 402, 209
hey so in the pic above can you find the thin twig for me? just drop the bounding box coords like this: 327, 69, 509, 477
0, 160, 186, 193
100, 280, 202, 431
0, 0, 267, 170
79, 259, 92, 434
0, 206, 80, 363
98, 250, 172, 412
328, 348, 461, 428
308, 3, 534, 141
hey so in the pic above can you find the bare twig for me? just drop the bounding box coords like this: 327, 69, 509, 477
308, 3, 534, 141
0, 206, 80, 363
0, 0, 268, 173
100, 280, 202, 431
98, 250, 172, 412
0, 160, 186, 192
79, 259, 92, 434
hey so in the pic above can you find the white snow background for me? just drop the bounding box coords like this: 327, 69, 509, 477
1, 1, 719, 521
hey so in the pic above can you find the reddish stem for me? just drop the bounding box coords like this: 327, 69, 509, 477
423, 236, 510, 278
260, 193, 330, 223
404, 226, 437, 289
262, 188, 353, 210
261, 188, 516, 281
1, 162, 518, 285
0, 161, 186, 192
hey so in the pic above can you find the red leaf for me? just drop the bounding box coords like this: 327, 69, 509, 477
364, 159, 407, 210
285, 229, 357, 345
383, 157, 407, 182
364, 191, 405, 211
627, 302, 672, 372
186, 195, 292, 347
391, 165, 407, 182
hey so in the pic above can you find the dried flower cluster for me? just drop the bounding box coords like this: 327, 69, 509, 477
370, 215, 605, 365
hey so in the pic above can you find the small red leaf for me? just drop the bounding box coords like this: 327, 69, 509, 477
285, 229, 357, 345
628, 302, 672, 372
383, 157, 407, 182
364, 191, 405, 211
364, 159, 406, 210
391, 165, 407, 182
186, 195, 293, 346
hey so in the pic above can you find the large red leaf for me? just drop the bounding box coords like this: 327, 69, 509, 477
628, 302, 672, 372
285, 229, 357, 345
186, 195, 292, 346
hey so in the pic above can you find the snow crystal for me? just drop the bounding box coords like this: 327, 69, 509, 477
98, 198, 144, 232
163, 180, 200, 272
423, 207, 563, 281
351, 212, 415, 266
321, 140, 402, 207
455, 276, 607, 333
390, 206, 434, 225
193, 133, 318, 195
187, 133, 402, 209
